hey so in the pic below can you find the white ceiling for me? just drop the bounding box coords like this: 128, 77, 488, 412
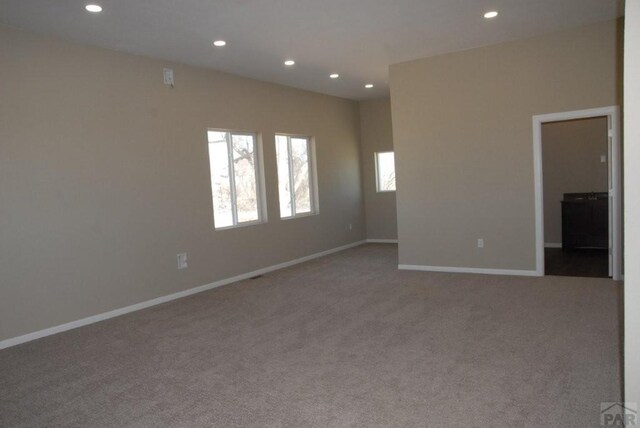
0, 0, 624, 100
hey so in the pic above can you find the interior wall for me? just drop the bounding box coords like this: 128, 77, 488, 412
542, 117, 609, 245
0, 25, 365, 342
624, 0, 640, 405
358, 98, 398, 240
389, 19, 622, 271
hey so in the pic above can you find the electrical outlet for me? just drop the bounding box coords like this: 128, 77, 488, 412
163, 68, 174, 87
177, 253, 188, 269
477, 239, 484, 249
348, 223, 353, 230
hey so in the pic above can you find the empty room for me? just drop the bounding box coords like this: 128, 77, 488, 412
1, 1, 639, 427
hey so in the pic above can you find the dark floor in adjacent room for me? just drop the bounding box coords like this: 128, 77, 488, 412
545, 248, 610, 278
0, 244, 622, 427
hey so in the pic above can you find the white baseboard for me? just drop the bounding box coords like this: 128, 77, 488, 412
365, 239, 398, 244
0, 240, 366, 350
544, 243, 562, 248
398, 264, 540, 277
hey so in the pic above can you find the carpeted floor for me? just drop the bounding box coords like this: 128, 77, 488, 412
0, 244, 622, 427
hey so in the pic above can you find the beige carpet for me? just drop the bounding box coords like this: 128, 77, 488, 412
0, 244, 622, 427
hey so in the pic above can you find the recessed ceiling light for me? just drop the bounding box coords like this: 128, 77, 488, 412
484, 11, 499, 19
330, 73, 340, 79
284, 60, 295, 66
85, 4, 102, 13
213, 40, 227, 47
365, 84, 374, 89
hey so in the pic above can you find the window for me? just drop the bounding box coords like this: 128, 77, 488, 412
375, 151, 396, 192
275, 135, 318, 218
207, 130, 266, 229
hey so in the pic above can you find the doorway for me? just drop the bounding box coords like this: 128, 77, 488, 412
533, 106, 622, 280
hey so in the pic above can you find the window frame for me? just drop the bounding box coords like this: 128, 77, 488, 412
275, 134, 320, 219
374, 151, 396, 193
207, 129, 268, 230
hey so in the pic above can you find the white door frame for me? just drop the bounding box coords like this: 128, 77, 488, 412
532, 106, 622, 280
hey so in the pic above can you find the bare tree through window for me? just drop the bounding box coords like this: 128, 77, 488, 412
276, 135, 317, 218
375, 151, 396, 192
208, 130, 263, 228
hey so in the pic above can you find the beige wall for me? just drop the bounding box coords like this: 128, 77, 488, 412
390, 19, 622, 271
0, 25, 365, 341
624, 0, 640, 405
358, 98, 398, 240
542, 117, 609, 245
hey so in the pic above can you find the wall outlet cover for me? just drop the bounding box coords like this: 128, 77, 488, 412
177, 253, 188, 269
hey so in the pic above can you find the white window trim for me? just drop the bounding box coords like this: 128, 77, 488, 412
375, 151, 396, 193
208, 129, 268, 230
276, 134, 320, 219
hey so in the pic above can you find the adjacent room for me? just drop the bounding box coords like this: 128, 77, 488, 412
542, 117, 611, 278
1, 1, 639, 426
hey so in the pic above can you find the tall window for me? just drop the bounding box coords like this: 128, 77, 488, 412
375, 151, 396, 192
208, 130, 265, 229
275, 135, 318, 218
